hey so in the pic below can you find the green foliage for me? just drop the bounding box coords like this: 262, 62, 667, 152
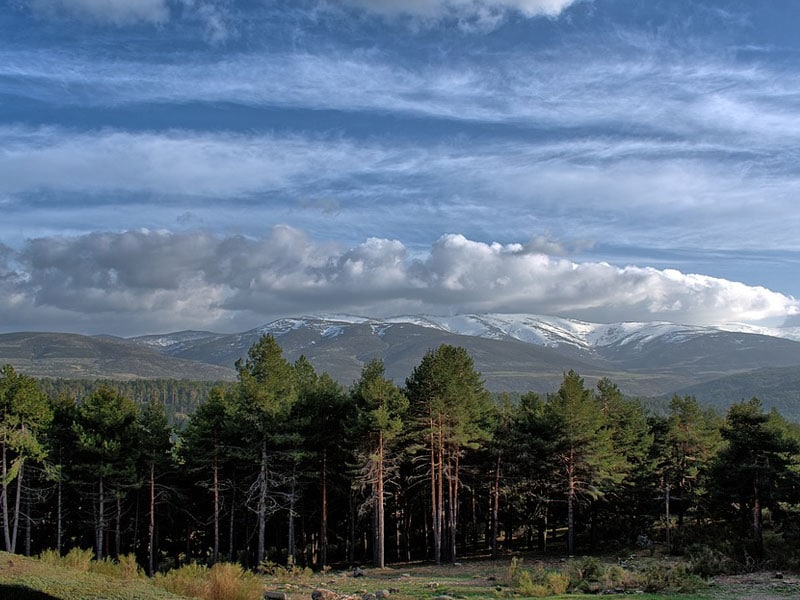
2, 551, 186, 600
685, 544, 737, 577
88, 554, 142, 580
59, 547, 95, 572
639, 562, 704, 593
259, 559, 314, 580
709, 397, 800, 558
36, 378, 229, 425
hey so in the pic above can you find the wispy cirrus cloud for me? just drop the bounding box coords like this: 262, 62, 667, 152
0, 228, 795, 336
25, 0, 171, 25
2, 125, 798, 256
337, 0, 579, 19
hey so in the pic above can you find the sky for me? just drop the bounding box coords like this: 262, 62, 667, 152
2, 0, 800, 336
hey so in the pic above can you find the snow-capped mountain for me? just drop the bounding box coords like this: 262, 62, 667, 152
5, 313, 800, 410
242, 313, 800, 352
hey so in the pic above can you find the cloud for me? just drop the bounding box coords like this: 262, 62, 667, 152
23, 0, 234, 42
337, 0, 578, 19
26, 0, 171, 25
1, 228, 796, 336
3, 125, 799, 258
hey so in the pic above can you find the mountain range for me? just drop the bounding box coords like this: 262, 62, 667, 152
3, 313, 800, 416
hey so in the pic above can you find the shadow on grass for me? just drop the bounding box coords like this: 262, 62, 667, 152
0, 583, 60, 600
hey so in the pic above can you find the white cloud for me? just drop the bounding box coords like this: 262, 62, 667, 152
1, 228, 796, 336
338, 0, 577, 19
27, 0, 171, 25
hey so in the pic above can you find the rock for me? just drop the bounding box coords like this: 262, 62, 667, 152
264, 592, 288, 600
376, 589, 391, 598
312, 588, 338, 600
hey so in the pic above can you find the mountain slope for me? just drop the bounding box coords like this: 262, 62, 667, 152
0, 332, 235, 380
3, 314, 800, 414
128, 314, 800, 400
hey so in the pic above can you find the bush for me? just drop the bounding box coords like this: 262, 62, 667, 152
545, 571, 569, 595
154, 561, 263, 600
61, 547, 95, 572
640, 562, 704, 593
508, 559, 572, 597
686, 544, 737, 577
88, 554, 142, 580
207, 563, 263, 600
154, 562, 209, 599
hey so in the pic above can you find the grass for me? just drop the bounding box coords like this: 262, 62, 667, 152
2, 550, 797, 600
0, 551, 192, 600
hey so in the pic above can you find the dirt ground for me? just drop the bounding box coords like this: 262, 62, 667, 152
706, 572, 800, 600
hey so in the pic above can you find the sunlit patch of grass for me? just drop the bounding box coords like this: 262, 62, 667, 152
0, 551, 189, 600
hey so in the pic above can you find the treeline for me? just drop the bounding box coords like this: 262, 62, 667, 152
1, 335, 799, 576
35, 378, 229, 425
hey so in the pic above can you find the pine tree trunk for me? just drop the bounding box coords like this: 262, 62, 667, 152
57, 469, 62, 555
213, 457, 219, 564
97, 476, 105, 560
753, 482, 763, 557
11, 461, 24, 553
228, 483, 236, 562
115, 491, 121, 559
567, 460, 575, 556
429, 415, 442, 564
288, 465, 296, 564
437, 420, 445, 564
491, 454, 501, 559
448, 453, 459, 564
257, 438, 268, 564
1, 442, 11, 552
320, 450, 328, 569
25, 488, 31, 557
375, 432, 385, 568
148, 462, 156, 576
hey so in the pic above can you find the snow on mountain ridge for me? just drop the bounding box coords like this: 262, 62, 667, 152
285, 313, 800, 349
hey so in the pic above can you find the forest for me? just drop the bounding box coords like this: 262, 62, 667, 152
1, 334, 799, 577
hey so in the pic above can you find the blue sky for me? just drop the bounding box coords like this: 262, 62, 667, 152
2, 0, 800, 336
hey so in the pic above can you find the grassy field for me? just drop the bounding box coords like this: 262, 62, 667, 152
0, 551, 190, 600
2, 550, 799, 600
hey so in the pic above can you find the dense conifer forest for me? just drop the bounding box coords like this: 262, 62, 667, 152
1, 334, 799, 575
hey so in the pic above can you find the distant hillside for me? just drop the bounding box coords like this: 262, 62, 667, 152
674, 366, 800, 417
0, 332, 235, 380
3, 313, 800, 419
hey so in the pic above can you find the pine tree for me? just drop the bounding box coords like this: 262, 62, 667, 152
180, 386, 237, 565
72, 386, 140, 560
138, 398, 173, 575
234, 335, 297, 565
352, 359, 407, 568
405, 345, 492, 564
710, 398, 799, 558
546, 370, 618, 555
0, 365, 52, 553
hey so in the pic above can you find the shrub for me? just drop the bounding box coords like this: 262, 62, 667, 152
545, 571, 569, 595
207, 562, 263, 600
154, 561, 263, 600
88, 554, 142, 580
61, 547, 95, 572
259, 559, 313, 581
686, 544, 737, 577
37, 549, 62, 567
154, 562, 209, 599
640, 562, 704, 593
508, 558, 571, 597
